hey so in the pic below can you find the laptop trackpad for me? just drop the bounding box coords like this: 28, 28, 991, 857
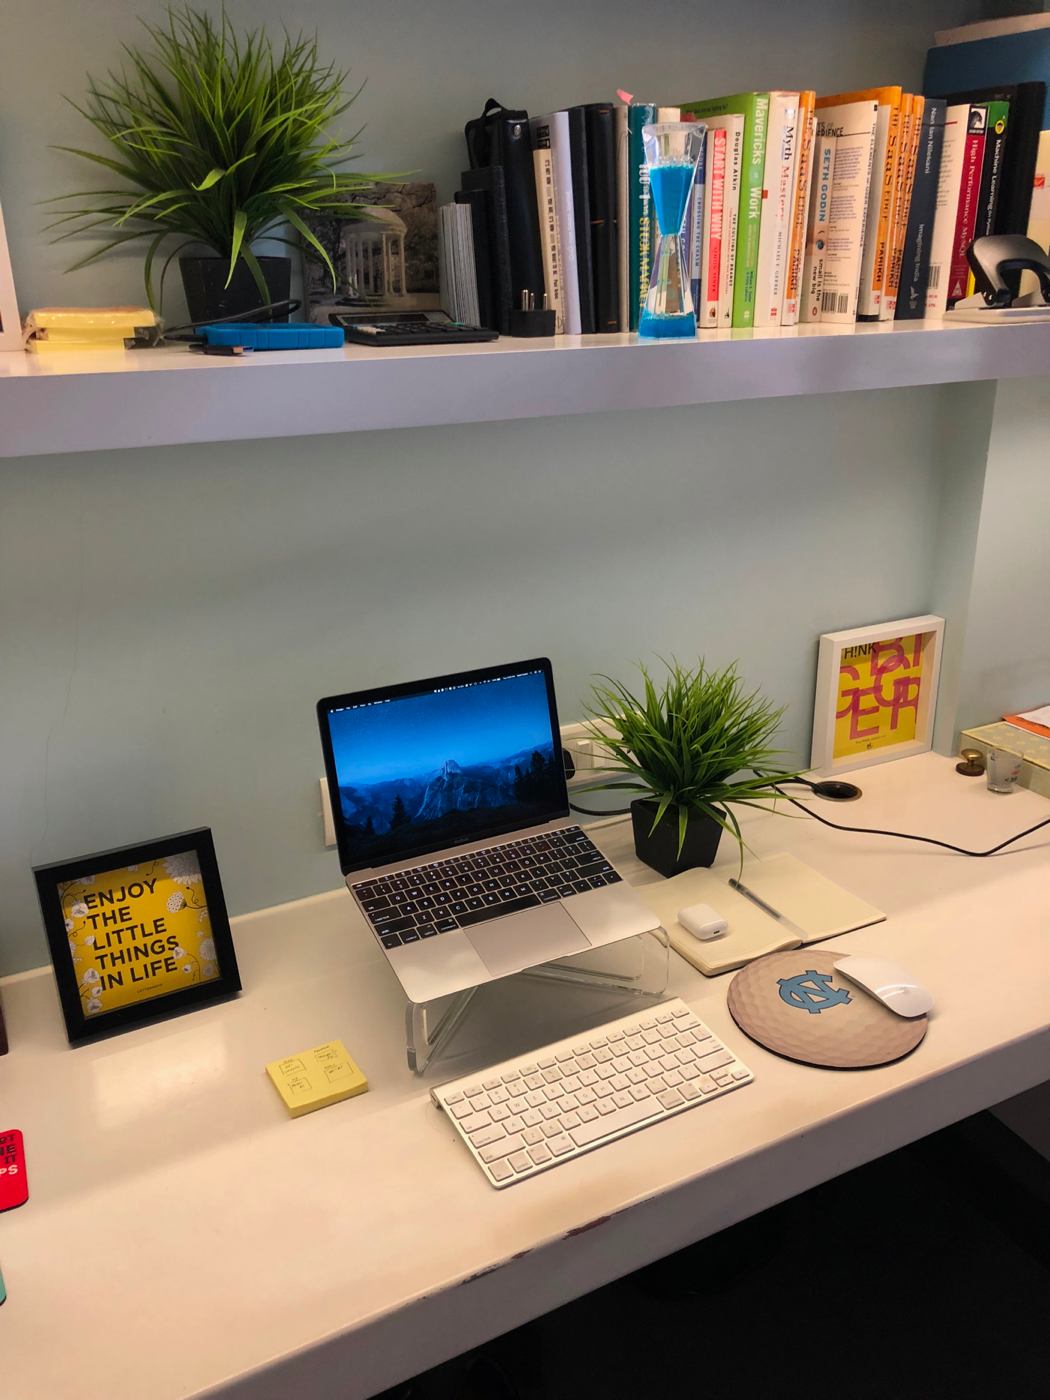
467, 904, 591, 978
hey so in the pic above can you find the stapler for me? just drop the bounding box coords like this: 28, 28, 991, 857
946, 235, 1050, 322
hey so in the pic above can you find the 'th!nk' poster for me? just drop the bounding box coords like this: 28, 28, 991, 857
833, 632, 927, 761
60, 853, 219, 1018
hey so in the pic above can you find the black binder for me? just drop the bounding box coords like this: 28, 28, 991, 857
584, 102, 620, 332
567, 106, 597, 334
465, 99, 545, 312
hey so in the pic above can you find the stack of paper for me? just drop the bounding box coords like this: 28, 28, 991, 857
438, 204, 480, 327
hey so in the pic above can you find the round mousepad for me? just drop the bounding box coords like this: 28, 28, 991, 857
727, 950, 927, 1069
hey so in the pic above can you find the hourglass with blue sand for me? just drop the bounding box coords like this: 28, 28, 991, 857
639, 121, 706, 339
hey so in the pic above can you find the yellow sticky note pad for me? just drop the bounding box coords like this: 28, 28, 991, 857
266, 1040, 368, 1118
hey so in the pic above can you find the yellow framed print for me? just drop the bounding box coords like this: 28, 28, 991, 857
33, 828, 240, 1044
811, 615, 945, 773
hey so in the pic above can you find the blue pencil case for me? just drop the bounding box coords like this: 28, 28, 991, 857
196, 322, 345, 350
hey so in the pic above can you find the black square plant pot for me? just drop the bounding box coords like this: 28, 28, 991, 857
180, 254, 291, 325
630, 799, 723, 878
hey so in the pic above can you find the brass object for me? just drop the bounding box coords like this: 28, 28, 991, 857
956, 747, 986, 777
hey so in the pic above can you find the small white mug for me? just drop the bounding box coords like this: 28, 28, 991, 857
985, 748, 1024, 793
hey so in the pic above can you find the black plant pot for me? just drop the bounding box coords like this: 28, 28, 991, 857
179, 255, 291, 325
630, 799, 723, 878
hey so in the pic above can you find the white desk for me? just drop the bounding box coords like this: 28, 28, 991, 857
1, 753, 1048, 1400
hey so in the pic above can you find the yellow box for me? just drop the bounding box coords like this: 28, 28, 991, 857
266, 1039, 368, 1118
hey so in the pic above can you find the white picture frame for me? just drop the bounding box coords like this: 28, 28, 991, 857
0, 198, 22, 351
811, 614, 945, 774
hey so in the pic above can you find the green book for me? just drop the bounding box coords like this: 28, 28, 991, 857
680, 92, 770, 327
627, 101, 656, 332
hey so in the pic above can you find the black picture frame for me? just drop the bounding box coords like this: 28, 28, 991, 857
33, 828, 241, 1045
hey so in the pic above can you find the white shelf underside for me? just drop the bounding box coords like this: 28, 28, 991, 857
2, 318, 1049, 458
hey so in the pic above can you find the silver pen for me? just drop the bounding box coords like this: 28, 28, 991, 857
728, 878, 807, 939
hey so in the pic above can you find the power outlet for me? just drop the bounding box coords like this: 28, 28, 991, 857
560, 720, 613, 784
319, 778, 336, 849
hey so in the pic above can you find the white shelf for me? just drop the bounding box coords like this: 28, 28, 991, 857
2, 318, 1049, 458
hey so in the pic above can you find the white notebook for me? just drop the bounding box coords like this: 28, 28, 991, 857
638, 853, 885, 977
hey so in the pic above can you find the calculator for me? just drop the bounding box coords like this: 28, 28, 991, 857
330, 309, 499, 346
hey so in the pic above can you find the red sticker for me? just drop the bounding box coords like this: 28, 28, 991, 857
0, 1130, 28, 1211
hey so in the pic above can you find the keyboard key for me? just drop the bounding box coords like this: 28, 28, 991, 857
461, 1112, 492, 1133
547, 1133, 574, 1156
373, 916, 415, 935
380, 934, 402, 949
522, 1126, 544, 1146
509, 1152, 532, 1174
570, 1096, 660, 1147
469, 1124, 504, 1148
489, 1159, 514, 1182
457, 894, 540, 927
401, 931, 421, 944
480, 1133, 525, 1164
528, 1144, 552, 1165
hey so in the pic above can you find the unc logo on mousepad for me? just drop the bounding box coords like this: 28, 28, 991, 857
728, 950, 927, 1069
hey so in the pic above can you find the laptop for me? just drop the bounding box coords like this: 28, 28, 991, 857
317, 658, 660, 1003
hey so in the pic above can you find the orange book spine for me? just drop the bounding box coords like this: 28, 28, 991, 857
783, 90, 816, 325
884, 96, 924, 317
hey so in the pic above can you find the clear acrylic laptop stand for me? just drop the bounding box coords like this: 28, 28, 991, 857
405, 927, 670, 1075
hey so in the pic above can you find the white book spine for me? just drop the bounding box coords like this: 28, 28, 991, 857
701, 128, 724, 327
546, 111, 581, 335
656, 106, 681, 122
754, 92, 800, 328
457, 204, 480, 327
438, 206, 452, 318
926, 105, 971, 317
783, 112, 816, 327
615, 103, 630, 331
814, 101, 878, 323
1022, 130, 1050, 299
855, 101, 893, 318
801, 134, 836, 323
530, 120, 565, 333
720, 120, 743, 326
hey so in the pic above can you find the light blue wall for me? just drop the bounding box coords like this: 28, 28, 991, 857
953, 378, 1050, 734
3, 389, 950, 973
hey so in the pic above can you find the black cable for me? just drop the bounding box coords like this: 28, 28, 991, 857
569, 784, 1050, 856
569, 799, 631, 817
771, 785, 1050, 857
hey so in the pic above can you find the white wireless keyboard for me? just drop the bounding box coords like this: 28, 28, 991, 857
432, 998, 753, 1188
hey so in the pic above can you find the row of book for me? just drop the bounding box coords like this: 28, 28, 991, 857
455, 59, 1048, 334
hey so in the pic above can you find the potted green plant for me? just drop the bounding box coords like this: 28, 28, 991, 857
582, 659, 799, 878
47, 7, 382, 321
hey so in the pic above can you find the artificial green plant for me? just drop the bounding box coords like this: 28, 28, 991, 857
46, 6, 382, 308
583, 658, 801, 865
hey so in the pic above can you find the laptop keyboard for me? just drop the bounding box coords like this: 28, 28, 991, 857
353, 826, 622, 949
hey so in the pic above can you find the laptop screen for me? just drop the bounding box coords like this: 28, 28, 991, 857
319, 660, 568, 872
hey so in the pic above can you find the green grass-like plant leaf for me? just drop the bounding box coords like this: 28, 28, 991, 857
581, 658, 802, 868
47, 6, 387, 309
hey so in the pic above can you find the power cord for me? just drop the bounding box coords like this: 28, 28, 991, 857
770, 785, 1050, 858
568, 784, 1050, 856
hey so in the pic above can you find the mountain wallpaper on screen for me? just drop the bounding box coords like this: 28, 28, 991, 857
339, 742, 562, 856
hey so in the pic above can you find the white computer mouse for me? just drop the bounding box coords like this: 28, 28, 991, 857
677, 903, 728, 941
835, 955, 933, 1018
